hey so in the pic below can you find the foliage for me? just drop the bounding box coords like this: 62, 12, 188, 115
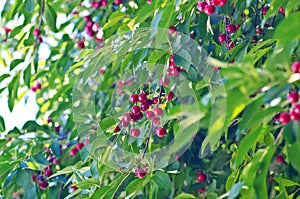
0, 0, 300, 198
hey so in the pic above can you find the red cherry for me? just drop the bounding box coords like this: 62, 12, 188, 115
279, 7, 285, 15
291, 61, 300, 73
218, 33, 227, 44
131, 106, 141, 115
121, 119, 129, 127
71, 186, 78, 191
290, 111, 300, 121
76, 142, 84, 150
36, 83, 41, 89
98, 68, 106, 74
70, 148, 78, 156
293, 104, 300, 114
135, 168, 147, 178
156, 127, 166, 137
4, 26, 12, 33
84, 15, 91, 22
123, 113, 132, 123
153, 107, 163, 116
218, 0, 227, 6
129, 94, 139, 103
115, 0, 122, 5
130, 128, 140, 138
197, 173, 206, 182
113, 125, 120, 132
77, 40, 85, 49
226, 24, 237, 33
167, 68, 179, 77
136, 111, 144, 121
39, 181, 49, 189
145, 111, 154, 120
168, 26, 177, 35
279, 112, 290, 124
198, 187, 206, 193
160, 77, 170, 86
32, 174, 36, 182
44, 167, 53, 177
138, 93, 147, 102
263, 7, 269, 15
141, 103, 149, 111
226, 40, 235, 50
33, 29, 41, 36
256, 26, 264, 35
37, 37, 43, 43
52, 158, 60, 165
203, 4, 215, 15
169, 55, 174, 64
152, 97, 159, 104
269, 176, 274, 183
166, 91, 174, 101
197, 1, 208, 12
276, 155, 284, 163
288, 91, 299, 104
101, 0, 107, 6
31, 86, 37, 92
54, 125, 60, 132
152, 117, 160, 126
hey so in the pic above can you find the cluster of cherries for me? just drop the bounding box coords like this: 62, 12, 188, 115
70, 142, 85, 156
197, 0, 227, 15
197, 172, 207, 193
274, 61, 300, 125
30, 82, 42, 92
217, 24, 238, 50
33, 28, 43, 44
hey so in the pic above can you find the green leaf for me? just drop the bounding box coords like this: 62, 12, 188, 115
23, 64, 31, 88
273, 177, 300, 187
0, 74, 10, 83
50, 139, 61, 157
152, 170, 172, 190
25, 0, 35, 13
91, 186, 110, 199
174, 193, 197, 199
8, 72, 20, 112
126, 178, 144, 196
10, 58, 24, 71
45, 3, 57, 32
287, 138, 300, 174
158, 2, 175, 28
76, 178, 100, 189
135, 3, 155, 24
100, 117, 116, 131
102, 11, 126, 30
228, 182, 244, 199
0, 116, 5, 132
10, 25, 23, 38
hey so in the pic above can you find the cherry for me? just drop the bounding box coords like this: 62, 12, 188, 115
169, 55, 174, 64
101, 0, 107, 6
291, 61, 300, 73
152, 97, 159, 104
54, 125, 60, 132
197, 1, 208, 12
31, 86, 37, 92
130, 94, 139, 103
293, 104, 300, 114
135, 168, 147, 178
113, 125, 120, 132
279, 112, 290, 124
123, 113, 132, 123
197, 173, 206, 182
147, 0, 151, 4
290, 111, 300, 121
138, 93, 147, 102
114, 0, 122, 4
167, 68, 179, 77
218, 33, 227, 44
98, 68, 106, 74
130, 128, 140, 138
153, 107, 163, 116
36, 82, 42, 89
33, 29, 41, 36
131, 106, 141, 115
121, 119, 129, 127
168, 26, 177, 35
218, 0, 227, 6
160, 77, 170, 86
145, 111, 154, 120
32, 174, 36, 182
152, 117, 160, 126
156, 127, 166, 137
276, 155, 284, 163
140, 103, 149, 111
70, 148, 78, 156
190, 31, 196, 39
52, 158, 60, 165
226, 24, 237, 33
130, 113, 138, 122
136, 111, 144, 121
166, 91, 174, 101
279, 7, 285, 15
262, 7, 268, 15
77, 40, 85, 49
37, 37, 43, 43
203, 4, 215, 15
226, 40, 235, 50
76, 142, 84, 151
4, 26, 12, 33
198, 187, 206, 193
44, 167, 53, 177
84, 15, 91, 22
288, 91, 299, 104
39, 181, 49, 189
169, 62, 179, 71
71, 186, 78, 191
273, 113, 280, 123
256, 26, 264, 35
